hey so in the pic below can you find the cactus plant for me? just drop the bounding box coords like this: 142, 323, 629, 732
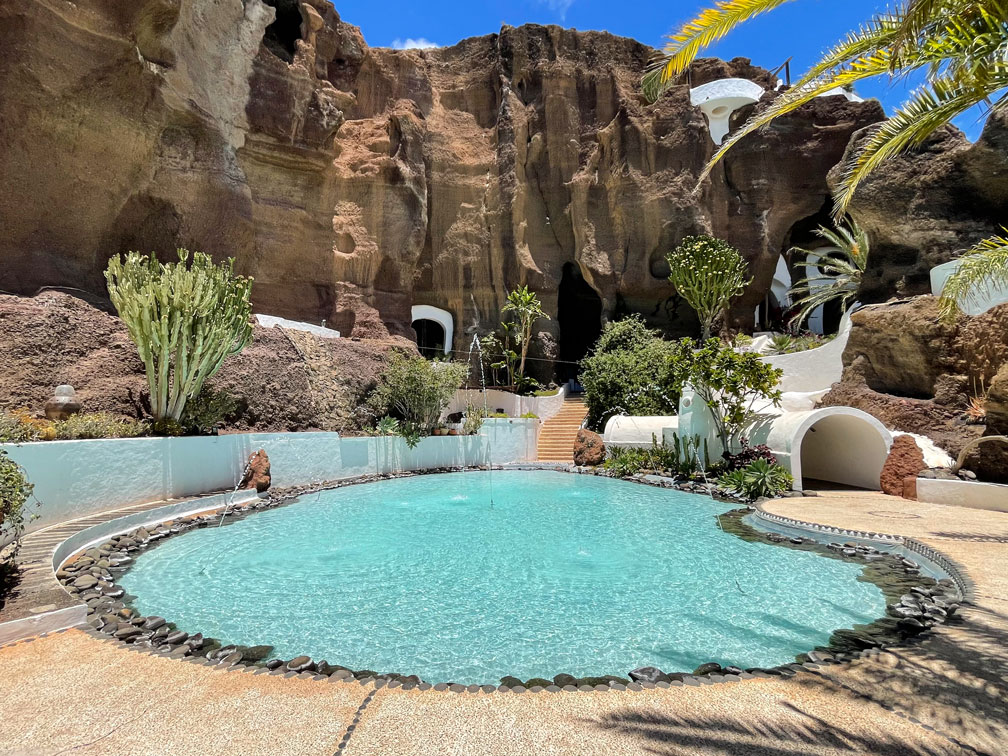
105, 249, 253, 422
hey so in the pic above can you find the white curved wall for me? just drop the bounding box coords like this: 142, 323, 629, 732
411, 304, 454, 355
602, 415, 678, 447
689, 78, 764, 143
930, 259, 1008, 316
760, 308, 854, 395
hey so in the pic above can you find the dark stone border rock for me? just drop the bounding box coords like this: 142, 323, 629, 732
52, 466, 967, 693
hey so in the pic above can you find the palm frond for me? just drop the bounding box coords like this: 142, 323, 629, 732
641, 0, 794, 101
938, 231, 1008, 321
833, 66, 1008, 212
786, 219, 869, 328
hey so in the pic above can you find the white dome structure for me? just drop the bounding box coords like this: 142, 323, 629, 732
689, 78, 765, 143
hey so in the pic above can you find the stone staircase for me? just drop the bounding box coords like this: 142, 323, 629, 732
537, 396, 588, 462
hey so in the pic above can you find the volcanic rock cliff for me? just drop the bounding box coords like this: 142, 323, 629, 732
0, 0, 885, 365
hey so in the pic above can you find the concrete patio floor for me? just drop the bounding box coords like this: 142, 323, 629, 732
2, 489, 1006, 756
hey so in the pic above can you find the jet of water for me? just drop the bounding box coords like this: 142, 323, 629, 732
467, 333, 494, 507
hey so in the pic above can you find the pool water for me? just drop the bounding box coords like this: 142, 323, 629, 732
118, 470, 886, 684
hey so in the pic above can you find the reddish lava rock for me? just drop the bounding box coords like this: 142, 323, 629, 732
240, 449, 271, 493
880, 436, 926, 498
573, 429, 606, 467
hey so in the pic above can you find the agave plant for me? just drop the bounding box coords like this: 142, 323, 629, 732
641, 0, 1008, 216
787, 219, 869, 329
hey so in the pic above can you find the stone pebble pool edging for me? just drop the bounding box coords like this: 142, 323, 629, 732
46, 465, 968, 694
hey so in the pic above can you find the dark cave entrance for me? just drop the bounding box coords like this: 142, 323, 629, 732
261, 0, 303, 63
558, 262, 603, 384
781, 200, 846, 335
412, 318, 445, 358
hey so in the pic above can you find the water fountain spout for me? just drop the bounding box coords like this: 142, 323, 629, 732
218, 455, 255, 527
467, 333, 494, 506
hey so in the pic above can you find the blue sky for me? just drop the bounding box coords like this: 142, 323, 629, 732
341, 0, 987, 140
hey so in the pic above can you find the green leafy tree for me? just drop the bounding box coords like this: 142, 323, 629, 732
1, 450, 37, 560
938, 230, 1008, 320
666, 236, 750, 339
105, 249, 253, 423
579, 316, 691, 430
787, 218, 869, 328
683, 339, 783, 449
501, 285, 549, 383
368, 353, 468, 433
642, 0, 1008, 217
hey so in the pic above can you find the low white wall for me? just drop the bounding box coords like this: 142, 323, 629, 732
255, 314, 340, 339
603, 415, 678, 448
445, 386, 567, 421
759, 310, 854, 394
916, 477, 1008, 513
2, 420, 538, 535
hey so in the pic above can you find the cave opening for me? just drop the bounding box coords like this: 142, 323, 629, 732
558, 262, 603, 384
781, 200, 846, 335
412, 318, 445, 358
261, 0, 303, 63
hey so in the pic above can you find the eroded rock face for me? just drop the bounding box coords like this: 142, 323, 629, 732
0, 292, 411, 432
820, 296, 1008, 479
835, 110, 1008, 302
0, 2, 884, 366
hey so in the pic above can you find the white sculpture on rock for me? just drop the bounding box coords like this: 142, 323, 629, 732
689, 78, 765, 143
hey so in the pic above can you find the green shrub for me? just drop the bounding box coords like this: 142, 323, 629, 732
683, 339, 783, 449
54, 413, 149, 440
601, 434, 709, 478
0, 449, 38, 560
376, 416, 400, 436
0, 410, 52, 442
178, 386, 240, 435
519, 412, 539, 419
579, 316, 691, 430
717, 458, 793, 500
368, 353, 468, 433
105, 249, 253, 422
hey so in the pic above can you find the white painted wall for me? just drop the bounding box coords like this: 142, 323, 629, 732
255, 314, 340, 339
930, 260, 1008, 316
916, 478, 1008, 513
445, 386, 567, 421
760, 308, 854, 395
2, 420, 538, 535
603, 415, 678, 448
689, 78, 765, 143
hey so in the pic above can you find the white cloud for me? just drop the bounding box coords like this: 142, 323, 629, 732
538, 0, 574, 21
390, 37, 440, 50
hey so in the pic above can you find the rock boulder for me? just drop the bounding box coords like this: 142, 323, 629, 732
880, 436, 925, 498
573, 429, 606, 467
240, 449, 272, 493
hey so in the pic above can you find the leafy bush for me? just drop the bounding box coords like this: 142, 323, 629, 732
765, 332, 834, 355
580, 316, 691, 430
721, 438, 778, 472
601, 434, 709, 478
178, 386, 240, 435
519, 412, 539, 419
462, 404, 486, 435
0, 410, 149, 442
667, 236, 750, 339
0, 449, 38, 560
105, 249, 253, 422
54, 413, 149, 440
717, 458, 793, 500
368, 353, 468, 433
0, 410, 54, 442
683, 339, 782, 449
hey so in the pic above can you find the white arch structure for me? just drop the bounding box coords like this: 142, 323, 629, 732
411, 304, 454, 355
743, 406, 893, 491
689, 78, 765, 143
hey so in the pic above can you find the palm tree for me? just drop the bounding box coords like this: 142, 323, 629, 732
787, 219, 869, 328
501, 285, 549, 381
641, 0, 1008, 216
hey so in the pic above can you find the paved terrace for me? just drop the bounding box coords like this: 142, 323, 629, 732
1, 490, 1006, 755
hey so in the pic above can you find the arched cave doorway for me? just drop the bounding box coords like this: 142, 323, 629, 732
558, 262, 603, 384
412, 319, 445, 357
782, 202, 846, 335
797, 412, 891, 490
411, 304, 453, 357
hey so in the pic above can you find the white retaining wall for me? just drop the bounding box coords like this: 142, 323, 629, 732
916, 477, 1008, 513
445, 386, 567, 421
2, 419, 538, 534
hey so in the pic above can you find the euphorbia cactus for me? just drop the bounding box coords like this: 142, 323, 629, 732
105, 249, 253, 422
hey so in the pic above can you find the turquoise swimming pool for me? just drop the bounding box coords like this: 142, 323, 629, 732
118, 470, 887, 684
